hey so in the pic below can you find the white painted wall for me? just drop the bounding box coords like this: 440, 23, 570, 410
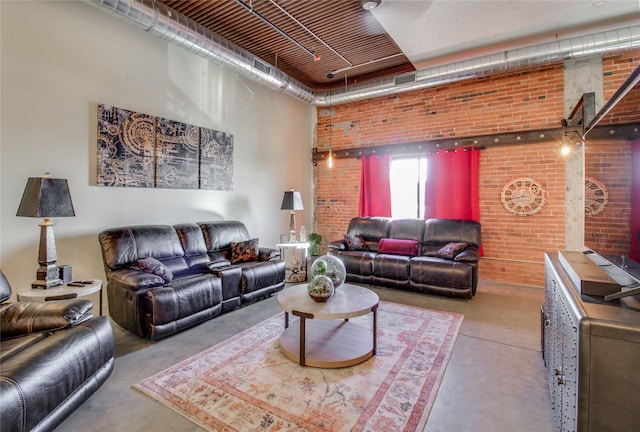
0, 1, 315, 302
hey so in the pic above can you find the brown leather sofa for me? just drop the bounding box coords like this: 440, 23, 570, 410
328, 217, 482, 298
98, 220, 285, 340
0, 270, 115, 432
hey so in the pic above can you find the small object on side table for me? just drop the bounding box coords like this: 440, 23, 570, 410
277, 242, 310, 282
17, 278, 104, 315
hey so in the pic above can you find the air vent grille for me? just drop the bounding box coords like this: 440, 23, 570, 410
254, 59, 271, 75
395, 74, 416, 85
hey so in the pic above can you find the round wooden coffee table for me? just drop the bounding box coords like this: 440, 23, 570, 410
276, 283, 379, 368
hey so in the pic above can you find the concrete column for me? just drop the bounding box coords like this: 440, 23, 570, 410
563, 57, 603, 251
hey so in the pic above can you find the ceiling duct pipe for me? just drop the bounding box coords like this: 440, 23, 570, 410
86, 0, 316, 103
87, 1, 639, 107
316, 25, 640, 106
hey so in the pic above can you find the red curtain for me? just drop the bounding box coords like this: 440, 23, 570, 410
630, 140, 640, 261
424, 148, 481, 221
359, 155, 392, 217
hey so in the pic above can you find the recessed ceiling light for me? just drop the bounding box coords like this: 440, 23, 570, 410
359, 0, 382, 11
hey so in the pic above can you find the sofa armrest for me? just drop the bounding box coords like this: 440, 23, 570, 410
204, 259, 232, 270
328, 240, 346, 252
454, 247, 480, 263
258, 247, 281, 261
0, 299, 93, 340
108, 268, 166, 291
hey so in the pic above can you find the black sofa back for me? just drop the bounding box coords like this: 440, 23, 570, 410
422, 218, 482, 255
100, 225, 191, 277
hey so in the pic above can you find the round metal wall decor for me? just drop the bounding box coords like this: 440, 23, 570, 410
585, 177, 608, 217
501, 177, 546, 216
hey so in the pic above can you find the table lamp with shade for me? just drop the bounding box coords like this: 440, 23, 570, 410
281, 189, 303, 242
16, 173, 75, 288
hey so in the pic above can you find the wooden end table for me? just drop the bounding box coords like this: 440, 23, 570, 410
17, 279, 104, 315
276, 283, 379, 368
276, 242, 310, 282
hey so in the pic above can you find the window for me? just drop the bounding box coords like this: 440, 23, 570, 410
389, 157, 427, 219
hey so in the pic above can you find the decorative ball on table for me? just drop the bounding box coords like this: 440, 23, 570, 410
308, 275, 335, 302
310, 254, 346, 289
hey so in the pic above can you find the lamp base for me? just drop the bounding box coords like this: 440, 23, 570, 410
31, 278, 63, 289
289, 211, 297, 242
32, 221, 63, 289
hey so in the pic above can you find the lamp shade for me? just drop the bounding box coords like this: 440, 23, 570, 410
17, 176, 75, 218
280, 190, 304, 211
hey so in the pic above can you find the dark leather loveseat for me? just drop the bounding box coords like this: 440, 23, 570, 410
98, 220, 285, 340
328, 217, 482, 298
0, 270, 115, 432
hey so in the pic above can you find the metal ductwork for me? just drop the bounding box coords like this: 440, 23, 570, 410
87, 0, 315, 103
320, 25, 640, 106
87, 0, 640, 107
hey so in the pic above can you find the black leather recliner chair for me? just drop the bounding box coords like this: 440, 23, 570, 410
0, 270, 115, 432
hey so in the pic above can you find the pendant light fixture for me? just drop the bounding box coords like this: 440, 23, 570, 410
327, 90, 334, 168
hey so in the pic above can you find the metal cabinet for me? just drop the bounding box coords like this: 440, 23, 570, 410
543, 252, 640, 432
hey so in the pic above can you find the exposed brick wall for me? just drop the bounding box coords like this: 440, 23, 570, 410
314, 52, 638, 288
602, 51, 640, 124
584, 140, 633, 254
479, 142, 566, 286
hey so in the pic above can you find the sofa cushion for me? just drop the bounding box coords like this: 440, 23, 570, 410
0, 300, 94, 340
230, 238, 259, 264
410, 256, 473, 290
344, 234, 369, 251
373, 254, 411, 280
423, 219, 481, 255
332, 251, 377, 277
378, 238, 419, 256
145, 275, 222, 326
346, 217, 391, 252
454, 248, 480, 263
258, 247, 280, 261
133, 257, 174, 283
198, 220, 251, 251
388, 218, 426, 241
435, 242, 470, 260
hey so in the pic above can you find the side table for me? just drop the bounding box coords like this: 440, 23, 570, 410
276, 242, 310, 282
17, 279, 103, 315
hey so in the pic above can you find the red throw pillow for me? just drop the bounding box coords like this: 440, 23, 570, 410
378, 238, 419, 256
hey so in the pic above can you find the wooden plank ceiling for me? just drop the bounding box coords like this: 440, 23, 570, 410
158, 0, 414, 88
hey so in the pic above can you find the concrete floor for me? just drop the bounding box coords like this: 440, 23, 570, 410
57, 280, 554, 431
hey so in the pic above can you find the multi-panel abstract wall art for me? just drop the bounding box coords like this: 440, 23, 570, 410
97, 104, 233, 191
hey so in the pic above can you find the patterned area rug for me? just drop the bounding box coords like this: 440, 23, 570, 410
134, 301, 463, 432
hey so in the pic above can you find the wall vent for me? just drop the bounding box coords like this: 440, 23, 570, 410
395, 73, 416, 86
254, 59, 272, 75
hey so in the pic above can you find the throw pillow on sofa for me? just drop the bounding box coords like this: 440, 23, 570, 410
344, 234, 369, 251
231, 238, 259, 264
133, 257, 173, 283
378, 238, 419, 256
435, 242, 470, 260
